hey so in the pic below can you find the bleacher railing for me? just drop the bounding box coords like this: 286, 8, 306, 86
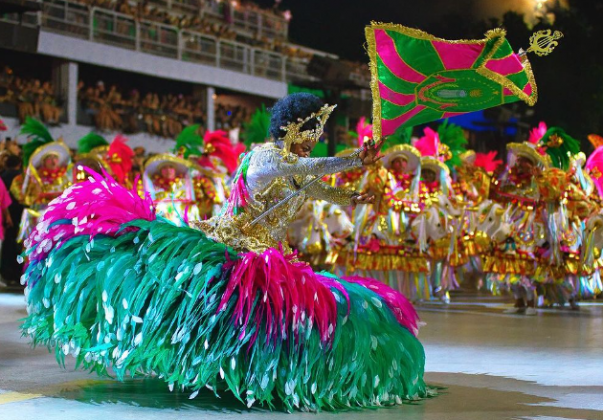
1, 0, 315, 83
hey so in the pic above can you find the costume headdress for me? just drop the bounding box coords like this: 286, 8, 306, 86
506, 123, 552, 169
107, 135, 134, 185
242, 105, 271, 147
460, 150, 476, 165
202, 130, 246, 175
528, 121, 547, 145
413, 126, 459, 169
538, 127, 581, 170
20, 117, 71, 194
77, 132, 109, 155
279, 103, 336, 155
173, 125, 204, 159
414, 127, 451, 194
474, 151, 503, 174
382, 144, 421, 172
20, 117, 55, 168
437, 120, 468, 170
74, 132, 110, 182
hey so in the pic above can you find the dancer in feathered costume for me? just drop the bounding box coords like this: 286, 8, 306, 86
142, 153, 200, 226
11, 117, 71, 242
486, 123, 552, 314
524, 127, 599, 309
452, 150, 494, 289
173, 125, 222, 219
337, 140, 427, 298
21, 93, 429, 412
414, 127, 459, 303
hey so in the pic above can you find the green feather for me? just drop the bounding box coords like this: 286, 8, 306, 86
437, 120, 468, 170
22, 218, 430, 411
20, 116, 53, 143
20, 117, 54, 167
77, 132, 109, 154
540, 127, 581, 170
243, 105, 271, 147
173, 125, 204, 159
383, 126, 413, 150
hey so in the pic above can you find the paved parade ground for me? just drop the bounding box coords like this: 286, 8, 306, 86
1, 291, 602, 420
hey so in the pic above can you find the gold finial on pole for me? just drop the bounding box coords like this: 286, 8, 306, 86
526, 29, 564, 56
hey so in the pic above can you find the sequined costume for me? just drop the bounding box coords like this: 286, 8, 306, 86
20, 94, 429, 412
142, 154, 200, 226
196, 143, 364, 254
11, 118, 72, 242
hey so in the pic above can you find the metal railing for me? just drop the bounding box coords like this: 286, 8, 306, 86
1, 1, 317, 83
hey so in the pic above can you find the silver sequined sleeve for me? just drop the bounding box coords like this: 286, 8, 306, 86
306, 181, 357, 206
247, 148, 362, 184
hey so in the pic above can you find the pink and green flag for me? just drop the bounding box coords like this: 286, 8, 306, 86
366, 24, 538, 139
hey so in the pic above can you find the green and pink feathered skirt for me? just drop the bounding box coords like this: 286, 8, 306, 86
21, 172, 429, 411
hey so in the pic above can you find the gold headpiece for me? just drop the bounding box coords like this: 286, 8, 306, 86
545, 134, 564, 149
438, 143, 452, 162
280, 103, 336, 154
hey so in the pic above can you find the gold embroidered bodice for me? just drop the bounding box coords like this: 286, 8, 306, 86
195, 143, 362, 254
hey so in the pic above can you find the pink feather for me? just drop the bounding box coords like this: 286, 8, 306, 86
219, 248, 348, 346
355, 117, 373, 147
474, 151, 503, 173
25, 170, 156, 266
528, 121, 547, 145
343, 275, 419, 336
586, 146, 603, 197
413, 127, 440, 157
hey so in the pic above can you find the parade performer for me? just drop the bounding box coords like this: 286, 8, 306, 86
142, 153, 200, 226
11, 117, 71, 241
373, 143, 429, 300
486, 126, 552, 314
534, 128, 593, 308
414, 127, 460, 303
172, 125, 221, 219
21, 93, 429, 411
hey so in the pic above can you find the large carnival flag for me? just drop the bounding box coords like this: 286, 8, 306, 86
366, 24, 538, 139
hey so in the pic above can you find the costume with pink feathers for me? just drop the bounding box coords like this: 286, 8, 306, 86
20, 98, 429, 412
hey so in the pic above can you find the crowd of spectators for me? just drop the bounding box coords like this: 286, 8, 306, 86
0, 66, 63, 125
78, 81, 252, 136
69, 0, 286, 42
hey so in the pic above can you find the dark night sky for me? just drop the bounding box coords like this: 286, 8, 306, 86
254, 0, 538, 61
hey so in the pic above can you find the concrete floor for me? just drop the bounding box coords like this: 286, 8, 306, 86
1, 291, 602, 420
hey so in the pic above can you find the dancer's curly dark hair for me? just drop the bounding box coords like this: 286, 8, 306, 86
269, 93, 324, 141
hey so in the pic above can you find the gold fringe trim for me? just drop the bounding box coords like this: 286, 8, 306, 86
337, 251, 429, 273
483, 255, 536, 276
